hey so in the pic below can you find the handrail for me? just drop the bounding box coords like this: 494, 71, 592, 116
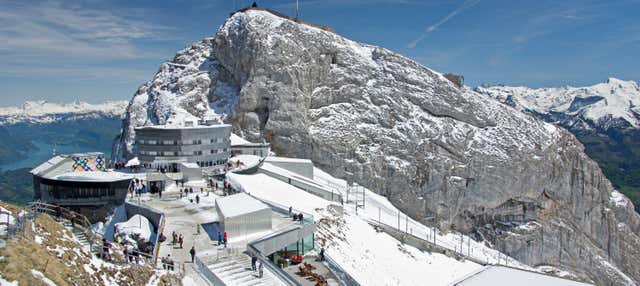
322, 252, 361, 286
247, 243, 300, 286
27, 201, 103, 249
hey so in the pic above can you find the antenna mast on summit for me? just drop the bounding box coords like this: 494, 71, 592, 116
296, 0, 299, 19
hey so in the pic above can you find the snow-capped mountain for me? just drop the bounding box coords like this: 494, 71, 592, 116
116, 8, 640, 285
475, 78, 640, 131
0, 100, 128, 125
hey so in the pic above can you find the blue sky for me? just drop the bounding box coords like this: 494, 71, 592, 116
0, 0, 638, 106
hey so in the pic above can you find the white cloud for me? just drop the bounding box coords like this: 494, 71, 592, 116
0, 1, 172, 59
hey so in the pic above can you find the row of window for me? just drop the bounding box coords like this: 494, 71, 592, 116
197, 159, 228, 167
139, 149, 228, 157
41, 185, 117, 200
137, 138, 227, 146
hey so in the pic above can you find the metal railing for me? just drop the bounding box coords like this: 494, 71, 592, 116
247, 243, 300, 286
27, 201, 103, 249
322, 252, 361, 286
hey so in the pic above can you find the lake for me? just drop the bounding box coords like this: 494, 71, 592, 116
0, 141, 110, 171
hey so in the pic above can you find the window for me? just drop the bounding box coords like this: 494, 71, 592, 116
163, 140, 173, 145
147, 140, 157, 145
149, 151, 157, 156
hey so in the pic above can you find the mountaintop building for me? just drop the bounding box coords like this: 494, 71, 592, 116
134, 121, 231, 172
30, 152, 131, 209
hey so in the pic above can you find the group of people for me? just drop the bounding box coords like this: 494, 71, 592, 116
171, 231, 185, 248
289, 206, 305, 224
216, 231, 228, 247
129, 178, 147, 198
122, 245, 141, 264
250, 254, 264, 278
161, 254, 175, 270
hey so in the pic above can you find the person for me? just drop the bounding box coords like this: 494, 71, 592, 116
69, 211, 76, 227
288, 206, 292, 217
217, 231, 223, 245
172, 231, 177, 245
196, 194, 200, 204
251, 254, 258, 271
189, 187, 193, 194
196, 224, 201, 235
123, 246, 131, 262
223, 231, 228, 247
299, 213, 304, 224
161, 256, 167, 270
179, 188, 183, 199
179, 234, 184, 249
102, 238, 111, 261
258, 261, 264, 278
319, 247, 325, 262
190, 246, 196, 263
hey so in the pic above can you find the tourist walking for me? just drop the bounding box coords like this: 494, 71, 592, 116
251, 254, 258, 271
319, 247, 325, 262
258, 261, 264, 278
196, 194, 200, 204
223, 231, 228, 247
217, 231, 222, 245
178, 234, 184, 249
190, 246, 196, 263
299, 213, 304, 224
172, 231, 177, 245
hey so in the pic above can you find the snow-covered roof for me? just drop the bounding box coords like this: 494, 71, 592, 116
230, 133, 269, 147
125, 157, 140, 167
180, 162, 200, 169
30, 152, 106, 176
215, 193, 270, 219
453, 266, 593, 286
30, 155, 66, 175
135, 123, 231, 130
264, 156, 313, 164
226, 173, 332, 216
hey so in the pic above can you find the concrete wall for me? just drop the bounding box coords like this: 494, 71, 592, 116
259, 167, 343, 203
217, 208, 272, 239
263, 158, 314, 179
231, 144, 270, 157
250, 223, 316, 256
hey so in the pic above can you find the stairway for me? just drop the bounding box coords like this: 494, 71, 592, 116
64, 222, 91, 252
207, 254, 285, 286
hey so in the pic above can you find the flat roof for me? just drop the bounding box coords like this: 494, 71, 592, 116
180, 162, 200, 169
30, 152, 106, 176
264, 156, 312, 164
52, 171, 133, 183
216, 193, 270, 219
135, 124, 231, 131
230, 133, 270, 147
226, 173, 332, 216
453, 266, 593, 286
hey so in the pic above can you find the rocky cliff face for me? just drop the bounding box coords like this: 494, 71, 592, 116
117, 8, 640, 285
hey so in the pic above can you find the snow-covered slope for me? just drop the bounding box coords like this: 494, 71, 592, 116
0, 100, 128, 125
117, 8, 640, 285
475, 78, 640, 131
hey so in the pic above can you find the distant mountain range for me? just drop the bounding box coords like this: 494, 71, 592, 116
476, 78, 640, 210
0, 100, 127, 164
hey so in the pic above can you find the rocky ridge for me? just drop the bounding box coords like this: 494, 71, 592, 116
116, 8, 640, 285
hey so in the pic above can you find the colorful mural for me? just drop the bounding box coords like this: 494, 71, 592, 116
71, 156, 106, 172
